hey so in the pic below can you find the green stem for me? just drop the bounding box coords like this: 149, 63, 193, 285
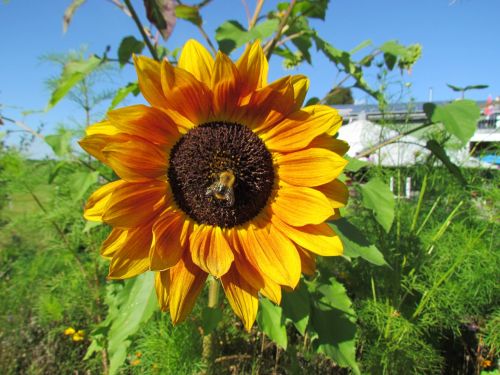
264, 0, 296, 60
202, 278, 219, 374
123, 0, 159, 61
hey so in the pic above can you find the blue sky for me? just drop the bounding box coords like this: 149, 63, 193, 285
1, 0, 498, 156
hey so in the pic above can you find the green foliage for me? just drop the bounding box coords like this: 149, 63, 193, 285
175, 4, 202, 26
118, 36, 144, 66
215, 19, 279, 54
360, 177, 395, 232
44, 128, 73, 157
257, 298, 288, 349
109, 82, 140, 110
143, 0, 176, 40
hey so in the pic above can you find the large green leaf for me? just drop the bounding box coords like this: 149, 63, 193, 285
257, 298, 287, 349
117, 36, 144, 67
46, 56, 101, 110
69, 171, 99, 200
424, 100, 480, 143
309, 278, 360, 374
107, 273, 157, 375
281, 280, 310, 335
175, 4, 202, 26
215, 19, 279, 54
109, 82, 140, 110
360, 178, 395, 233
426, 140, 467, 186
45, 129, 73, 157
329, 219, 387, 266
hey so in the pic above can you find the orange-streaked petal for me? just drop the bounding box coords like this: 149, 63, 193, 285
178, 39, 214, 84
79, 134, 114, 163
83, 180, 125, 221
169, 254, 208, 324
133, 55, 165, 109
262, 105, 342, 152
155, 271, 170, 311
161, 60, 212, 125
107, 105, 181, 144
309, 135, 350, 156
316, 179, 349, 209
86, 120, 119, 136
230, 231, 265, 290
189, 225, 234, 277
101, 228, 127, 258
102, 180, 168, 228
221, 266, 258, 332
236, 40, 268, 97
241, 76, 295, 132
272, 185, 333, 226
297, 246, 316, 275
108, 224, 153, 279
277, 148, 347, 187
150, 211, 186, 271
272, 215, 343, 256
211, 51, 241, 119
102, 138, 168, 182
238, 220, 301, 288
290, 75, 309, 111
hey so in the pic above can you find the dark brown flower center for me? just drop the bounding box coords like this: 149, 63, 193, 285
168, 122, 274, 228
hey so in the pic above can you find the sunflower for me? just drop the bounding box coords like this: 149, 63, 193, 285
80, 39, 349, 331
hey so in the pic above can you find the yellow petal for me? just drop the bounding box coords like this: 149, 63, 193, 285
230, 231, 265, 290
155, 271, 170, 311
86, 120, 119, 136
211, 51, 241, 119
169, 254, 208, 324
271, 185, 333, 226
297, 246, 316, 276
271, 215, 343, 256
102, 180, 167, 228
237, 220, 300, 288
277, 148, 347, 187
79, 134, 115, 163
108, 225, 153, 279
260, 276, 282, 305
133, 55, 165, 109
221, 266, 258, 332
316, 179, 349, 209
150, 211, 186, 271
84, 180, 125, 221
102, 137, 168, 182
178, 39, 214, 84
101, 228, 127, 258
262, 105, 342, 152
161, 60, 212, 125
107, 105, 181, 144
308, 135, 350, 156
290, 75, 309, 111
236, 40, 268, 97
189, 225, 234, 278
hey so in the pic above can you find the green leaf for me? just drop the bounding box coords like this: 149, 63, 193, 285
215, 19, 279, 55
350, 39, 372, 54
63, 0, 86, 33
175, 4, 202, 26
257, 298, 287, 349
281, 281, 310, 335
83, 220, 101, 233
344, 156, 367, 172
46, 56, 101, 110
109, 82, 140, 110
118, 36, 144, 67
360, 178, 395, 232
425, 100, 480, 143
69, 171, 99, 200
107, 273, 157, 375
291, 0, 329, 20
426, 140, 467, 186
329, 219, 387, 266
45, 129, 73, 157
309, 278, 360, 374
48, 161, 66, 183
201, 306, 222, 335
143, 0, 176, 40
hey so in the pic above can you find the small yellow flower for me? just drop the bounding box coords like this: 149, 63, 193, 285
482, 359, 492, 368
71, 330, 85, 341
131, 359, 141, 366
64, 327, 75, 336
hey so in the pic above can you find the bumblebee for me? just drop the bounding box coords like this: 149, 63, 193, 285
205, 170, 236, 207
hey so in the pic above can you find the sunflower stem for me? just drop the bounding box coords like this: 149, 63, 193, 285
123, 0, 160, 61
202, 277, 220, 374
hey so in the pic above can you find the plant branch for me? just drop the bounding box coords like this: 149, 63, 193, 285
264, 0, 295, 60
274, 30, 305, 48
354, 122, 433, 159
197, 24, 217, 55
123, 0, 159, 61
249, 0, 264, 29
241, 0, 251, 27
106, 0, 131, 17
